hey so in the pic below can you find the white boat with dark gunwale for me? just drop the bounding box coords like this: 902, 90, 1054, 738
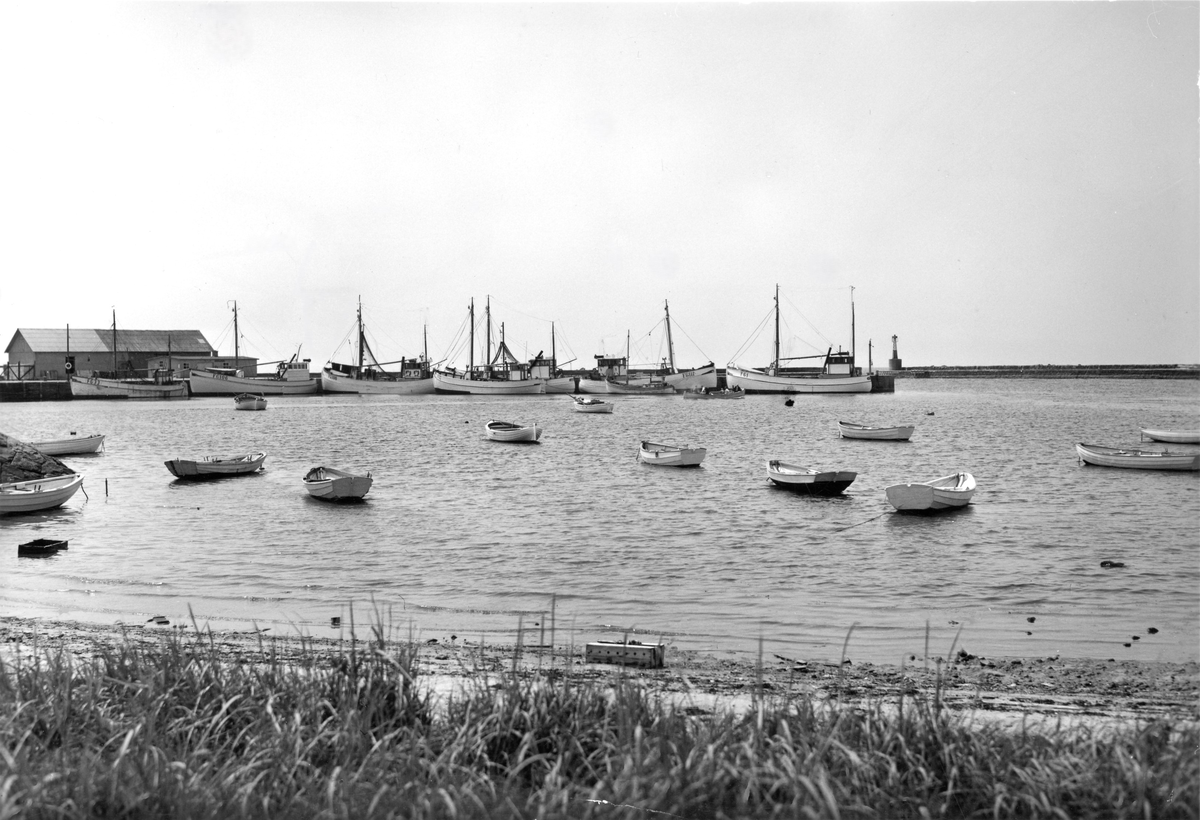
838, 420, 915, 441
0, 473, 85, 515
485, 420, 543, 442
638, 441, 706, 467
433, 298, 546, 395
27, 433, 106, 455
234, 393, 267, 411
767, 460, 856, 495
682, 387, 745, 400
886, 472, 976, 511
1139, 428, 1200, 445
1076, 443, 1200, 472
303, 466, 373, 500
68, 310, 189, 400
321, 298, 435, 395
571, 396, 614, 414
165, 452, 267, 479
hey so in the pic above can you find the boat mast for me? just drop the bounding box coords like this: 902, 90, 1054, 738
850, 285, 855, 362
112, 309, 117, 374
551, 322, 556, 364
468, 299, 475, 372
485, 297, 492, 366
664, 300, 676, 372
423, 323, 428, 363
233, 300, 239, 368
356, 297, 364, 369
773, 284, 780, 372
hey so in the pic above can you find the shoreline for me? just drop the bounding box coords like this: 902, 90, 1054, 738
3, 615, 1196, 726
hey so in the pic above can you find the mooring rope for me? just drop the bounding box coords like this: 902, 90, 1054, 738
834, 510, 888, 532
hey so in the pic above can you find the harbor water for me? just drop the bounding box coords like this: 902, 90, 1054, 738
2, 379, 1197, 666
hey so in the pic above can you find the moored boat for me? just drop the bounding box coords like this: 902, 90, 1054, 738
27, 433, 106, 455
321, 298, 435, 395
885, 472, 976, 511
18, 538, 68, 556
0, 474, 85, 515
433, 298, 545, 395
766, 460, 856, 495
838, 420, 915, 441
485, 420, 543, 442
303, 466, 373, 500
638, 441, 706, 467
68, 310, 189, 400
1076, 443, 1200, 471
682, 387, 745, 399
165, 452, 267, 479
571, 396, 614, 414
1140, 428, 1200, 445
234, 393, 267, 411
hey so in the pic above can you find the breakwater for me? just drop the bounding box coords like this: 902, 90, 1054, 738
894, 364, 1198, 380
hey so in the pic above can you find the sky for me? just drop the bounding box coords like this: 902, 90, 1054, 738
1, 1, 1197, 370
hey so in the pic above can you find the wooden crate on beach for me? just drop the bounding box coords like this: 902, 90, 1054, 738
585, 640, 665, 669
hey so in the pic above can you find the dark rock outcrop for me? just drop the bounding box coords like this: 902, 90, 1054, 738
0, 433, 76, 483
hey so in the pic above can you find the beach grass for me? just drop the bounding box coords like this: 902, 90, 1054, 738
0, 619, 1195, 819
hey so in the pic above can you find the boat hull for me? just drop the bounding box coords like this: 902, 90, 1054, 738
189, 369, 319, 396
321, 368, 435, 395
486, 421, 543, 442
166, 452, 267, 479
0, 474, 85, 515
304, 467, 372, 500
1140, 428, 1200, 445
725, 364, 872, 394
838, 421, 915, 441
886, 473, 976, 511
544, 376, 578, 394
571, 397, 613, 414
1076, 443, 1200, 471
27, 434, 106, 455
70, 376, 188, 400
600, 380, 675, 395
664, 363, 719, 392
433, 371, 545, 395
639, 442, 706, 467
766, 461, 856, 495
234, 394, 267, 411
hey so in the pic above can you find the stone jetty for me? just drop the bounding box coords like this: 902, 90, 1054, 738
0, 433, 75, 483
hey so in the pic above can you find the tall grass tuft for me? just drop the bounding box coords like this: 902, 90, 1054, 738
0, 617, 1195, 819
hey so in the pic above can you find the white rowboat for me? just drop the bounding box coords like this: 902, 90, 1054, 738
1139, 428, 1200, 445
886, 472, 976, 511
27, 433, 106, 455
766, 460, 856, 495
1076, 443, 1199, 471
234, 393, 267, 411
571, 396, 614, 414
638, 441, 706, 467
0, 473, 85, 515
485, 420, 543, 442
304, 466, 373, 500
838, 420, 915, 441
165, 452, 267, 479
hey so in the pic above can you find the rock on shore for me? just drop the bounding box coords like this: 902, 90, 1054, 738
0, 433, 75, 483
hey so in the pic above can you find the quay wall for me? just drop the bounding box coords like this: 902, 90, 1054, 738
0, 380, 72, 402
893, 364, 1199, 380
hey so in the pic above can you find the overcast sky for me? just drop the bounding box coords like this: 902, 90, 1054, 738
2, 2, 1196, 370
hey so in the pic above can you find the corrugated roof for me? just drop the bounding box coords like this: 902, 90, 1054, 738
6, 329, 215, 355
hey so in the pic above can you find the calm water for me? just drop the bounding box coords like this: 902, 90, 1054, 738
2, 379, 1198, 666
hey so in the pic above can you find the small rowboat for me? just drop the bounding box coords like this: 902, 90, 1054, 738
165, 452, 267, 479
638, 441, 706, 467
682, 387, 745, 399
485, 420, 543, 442
838, 420, 915, 441
304, 466, 373, 500
571, 396, 614, 414
1076, 443, 1199, 472
1139, 428, 1200, 445
766, 460, 857, 495
886, 472, 976, 511
0, 474, 85, 515
234, 393, 268, 411
18, 538, 68, 556
26, 433, 106, 455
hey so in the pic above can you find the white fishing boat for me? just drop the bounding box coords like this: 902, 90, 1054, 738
303, 466, 373, 500
189, 304, 319, 395
165, 452, 267, 479
234, 393, 267, 411
68, 310, 189, 400
571, 396, 614, 414
885, 472, 976, 511
321, 298, 435, 395
0, 473, 85, 515
433, 298, 545, 395
766, 460, 857, 495
638, 441, 706, 467
27, 433, 106, 455
726, 286, 873, 394
838, 420, 915, 441
1076, 443, 1200, 472
1139, 428, 1200, 445
579, 302, 716, 393
485, 420, 543, 442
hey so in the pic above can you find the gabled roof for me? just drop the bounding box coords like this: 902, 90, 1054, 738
6, 329, 216, 355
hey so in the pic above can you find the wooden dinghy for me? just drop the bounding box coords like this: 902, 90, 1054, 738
1139, 428, 1200, 445
838, 420, 915, 441
0, 474, 85, 515
234, 393, 268, 411
766, 460, 857, 495
638, 441, 706, 467
303, 466, 373, 500
165, 452, 267, 479
485, 420, 543, 442
26, 433, 106, 455
886, 472, 976, 511
1076, 443, 1199, 472
571, 396, 614, 414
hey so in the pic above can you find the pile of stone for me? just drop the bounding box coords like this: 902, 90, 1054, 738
0, 433, 75, 484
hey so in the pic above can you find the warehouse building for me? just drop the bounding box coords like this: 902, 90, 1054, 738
1, 328, 251, 380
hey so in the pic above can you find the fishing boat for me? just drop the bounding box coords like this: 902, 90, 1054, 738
571, 396, 614, 414
1076, 443, 1200, 472
433, 298, 545, 394
528, 322, 578, 394
165, 452, 267, 479
485, 420, 543, 442
682, 387, 745, 400
638, 441, 706, 467
68, 310, 189, 400
0, 474, 85, 515
885, 472, 976, 511
234, 393, 267, 411
303, 466, 373, 500
766, 460, 857, 495
321, 298, 435, 395
17, 538, 69, 556
188, 303, 319, 395
579, 301, 716, 393
26, 433, 106, 455
725, 286, 873, 394
1139, 428, 1200, 445
838, 420, 915, 441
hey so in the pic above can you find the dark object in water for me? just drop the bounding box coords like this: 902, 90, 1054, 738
1147, 627, 1159, 634
1100, 560, 1125, 568
784, 399, 794, 407
1027, 616, 1036, 623
18, 538, 68, 556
